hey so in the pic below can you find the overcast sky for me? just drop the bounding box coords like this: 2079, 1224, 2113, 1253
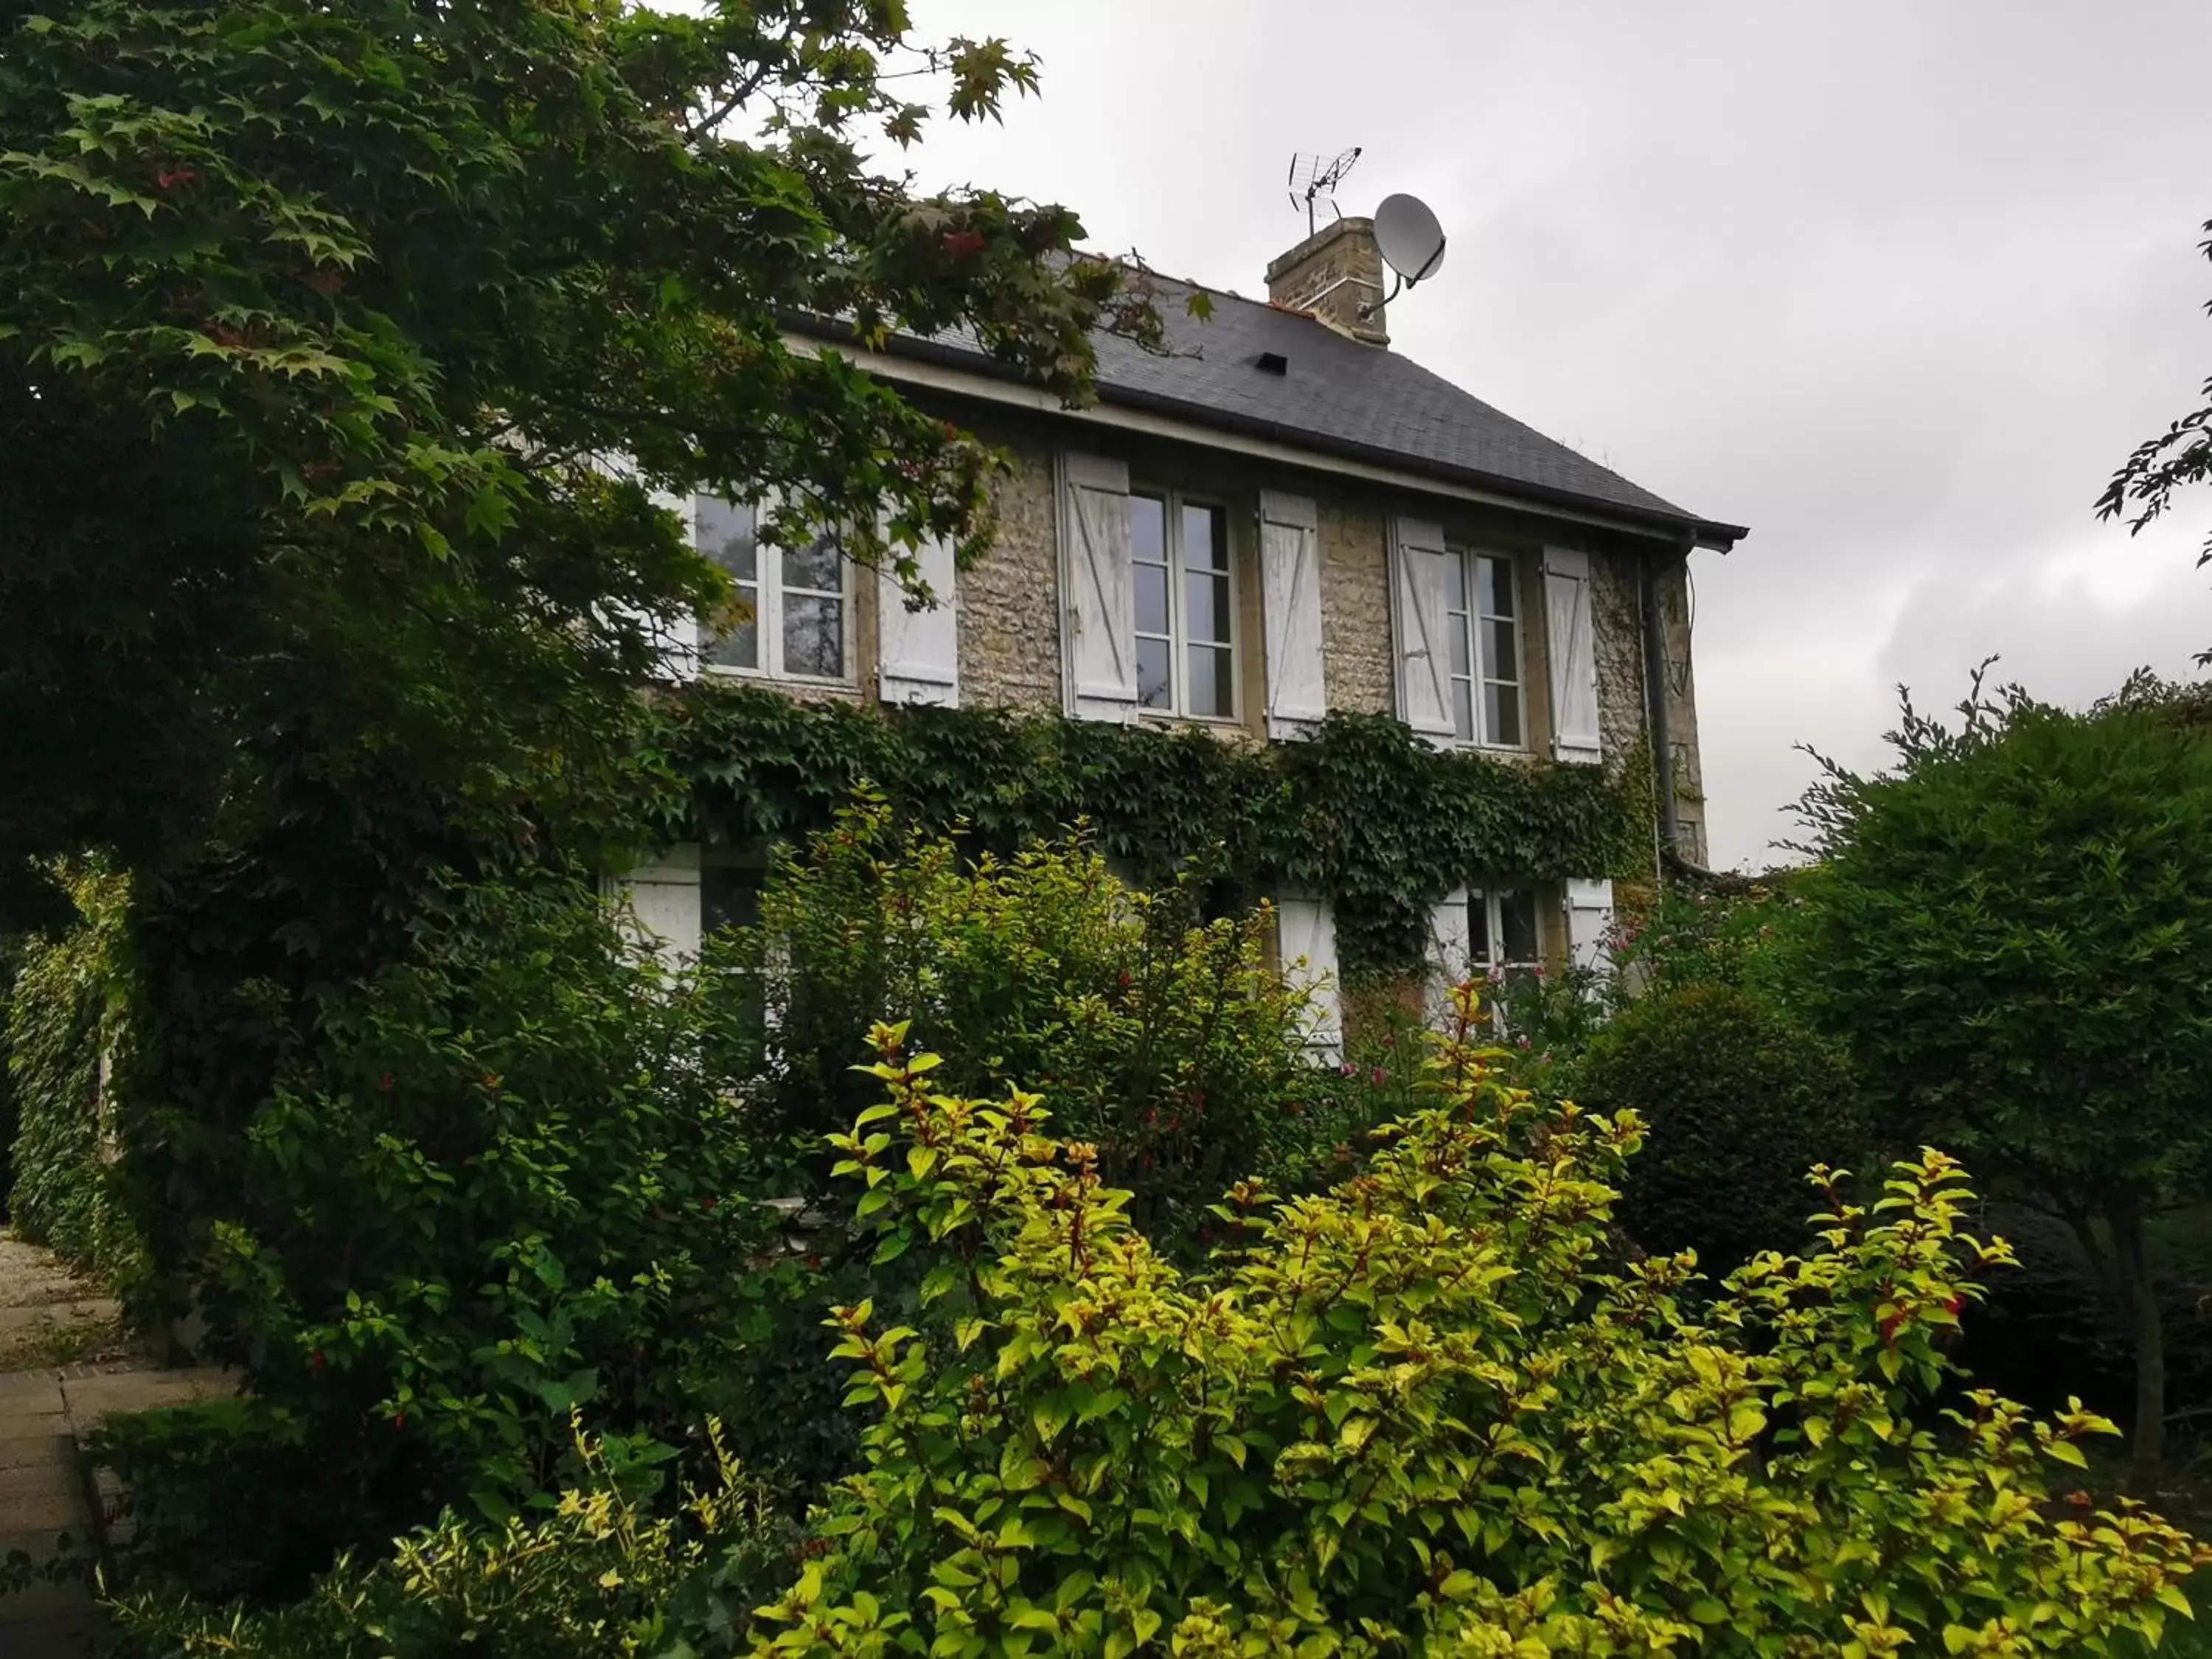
898, 1, 2212, 867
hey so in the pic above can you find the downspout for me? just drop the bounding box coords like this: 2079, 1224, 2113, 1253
1641, 535, 1727, 883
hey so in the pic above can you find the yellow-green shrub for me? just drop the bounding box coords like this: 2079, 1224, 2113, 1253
762, 994, 2208, 1656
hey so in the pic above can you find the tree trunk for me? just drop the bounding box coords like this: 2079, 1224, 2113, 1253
2110, 1206, 2167, 1484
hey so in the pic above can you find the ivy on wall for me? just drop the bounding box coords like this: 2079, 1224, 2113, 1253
639, 684, 1648, 976
4, 860, 147, 1287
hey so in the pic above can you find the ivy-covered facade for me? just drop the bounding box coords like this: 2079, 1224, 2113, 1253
616, 216, 1747, 1032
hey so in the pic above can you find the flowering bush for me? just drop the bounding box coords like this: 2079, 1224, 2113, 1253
761, 992, 2208, 1656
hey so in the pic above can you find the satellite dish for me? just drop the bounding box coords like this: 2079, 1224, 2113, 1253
1374, 192, 1447, 285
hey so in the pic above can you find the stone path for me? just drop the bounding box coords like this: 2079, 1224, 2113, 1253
0, 1231, 230, 1657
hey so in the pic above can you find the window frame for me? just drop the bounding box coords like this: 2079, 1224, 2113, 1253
1129, 486, 1241, 724
1469, 885, 1543, 980
694, 495, 856, 686
1442, 545, 1526, 751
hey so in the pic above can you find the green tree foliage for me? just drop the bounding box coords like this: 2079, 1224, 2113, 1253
756, 1002, 2207, 1656
2099, 215, 2212, 650
176, 872, 798, 1545
0, 0, 1156, 922
1788, 670, 2212, 1476
1573, 981, 1866, 1273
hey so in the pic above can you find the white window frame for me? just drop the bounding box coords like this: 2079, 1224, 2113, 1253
1130, 487, 1239, 723
1442, 547, 1526, 751
695, 494, 855, 686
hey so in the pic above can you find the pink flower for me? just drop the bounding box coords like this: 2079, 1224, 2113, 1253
1339, 1063, 1357, 1079
1517, 1035, 1531, 1051
1371, 1067, 1386, 1087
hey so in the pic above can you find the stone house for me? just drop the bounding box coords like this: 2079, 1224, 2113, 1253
620, 217, 1747, 1040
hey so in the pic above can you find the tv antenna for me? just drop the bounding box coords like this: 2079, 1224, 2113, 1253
1287, 147, 1363, 236
1359, 192, 1449, 319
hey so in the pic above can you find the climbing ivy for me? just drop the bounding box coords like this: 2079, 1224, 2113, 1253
638, 684, 1646, 976
4, 860, 149, 1289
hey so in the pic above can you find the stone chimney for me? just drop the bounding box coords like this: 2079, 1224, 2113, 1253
1266, 216, 1390, 346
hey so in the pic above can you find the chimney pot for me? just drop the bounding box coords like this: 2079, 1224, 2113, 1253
1265, 217, 1389, 347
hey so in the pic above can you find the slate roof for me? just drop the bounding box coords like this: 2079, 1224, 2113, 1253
870, 272, 1746, 547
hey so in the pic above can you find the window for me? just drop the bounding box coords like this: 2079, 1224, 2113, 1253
1470, 886, 1541, 981
1130, 491, 1235, 719
701, 861, 764, 937
695, 495, 849, 681
1444, 550, 1523, 746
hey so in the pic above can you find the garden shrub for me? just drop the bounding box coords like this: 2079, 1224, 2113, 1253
751, 999, 2208, 1655
1788, 671, 2212, 1474
1573, 981, 1868, 1270
725, 804, 1364, 1239
111, 1422, 796, 1658
181, 870, 797, 1551
4, 860, 147, 1285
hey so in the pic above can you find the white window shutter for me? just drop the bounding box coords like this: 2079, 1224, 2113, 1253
1565, 877, 1615, 978
1390, 518, 1455, 747
1259, 490, 1327, 740
1276, 896, 1343, 1060
1057, 451, 1138, 723
877, 532, 959, 707
608, 845, 701, 969
1425, 886, 1473, 1026
1543, 546, 1602, 764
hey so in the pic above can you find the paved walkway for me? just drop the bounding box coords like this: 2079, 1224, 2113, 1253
0, 1231, 229, 1657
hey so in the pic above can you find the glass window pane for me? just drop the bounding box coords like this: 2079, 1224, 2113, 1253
1188, 644, 1234, 718
1486, 617, 1518, 685
1468, 892, 1491, 968
782, 531, 843, 594
1479, 555, 1514, 619
1500, 888, 1539, 964
696, 496, 758, 581
1448, 616, 1472, 678
782, 594, 844, 678
702, 865, 763, 935
1445, 549, 1469, 615
1182, 502, 1226, 572
1186, 570, 1233, 647
1135, 560, 1169, 637
1485, 681, 1522, 747
1137, 635, 1172, 709
1130, 494, 1167, 563
1452, 680, 1475, 742
704, 591, 758, 671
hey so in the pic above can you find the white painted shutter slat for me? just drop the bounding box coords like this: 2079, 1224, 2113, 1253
1566, 877, 1616, 978
1390, 518, 1454, 746
1543, 546, 1602, 764
1276, 895, 1343, 1060
611, 845, 701, 969
1425, 886, 1472, 1026
878, 532, 959, 707
1058, 451, 1138, 723
1259, 490, 1327, 740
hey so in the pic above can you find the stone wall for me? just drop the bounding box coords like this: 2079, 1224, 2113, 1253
959, 423, 1063, 715
775, 392, 1713, 863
